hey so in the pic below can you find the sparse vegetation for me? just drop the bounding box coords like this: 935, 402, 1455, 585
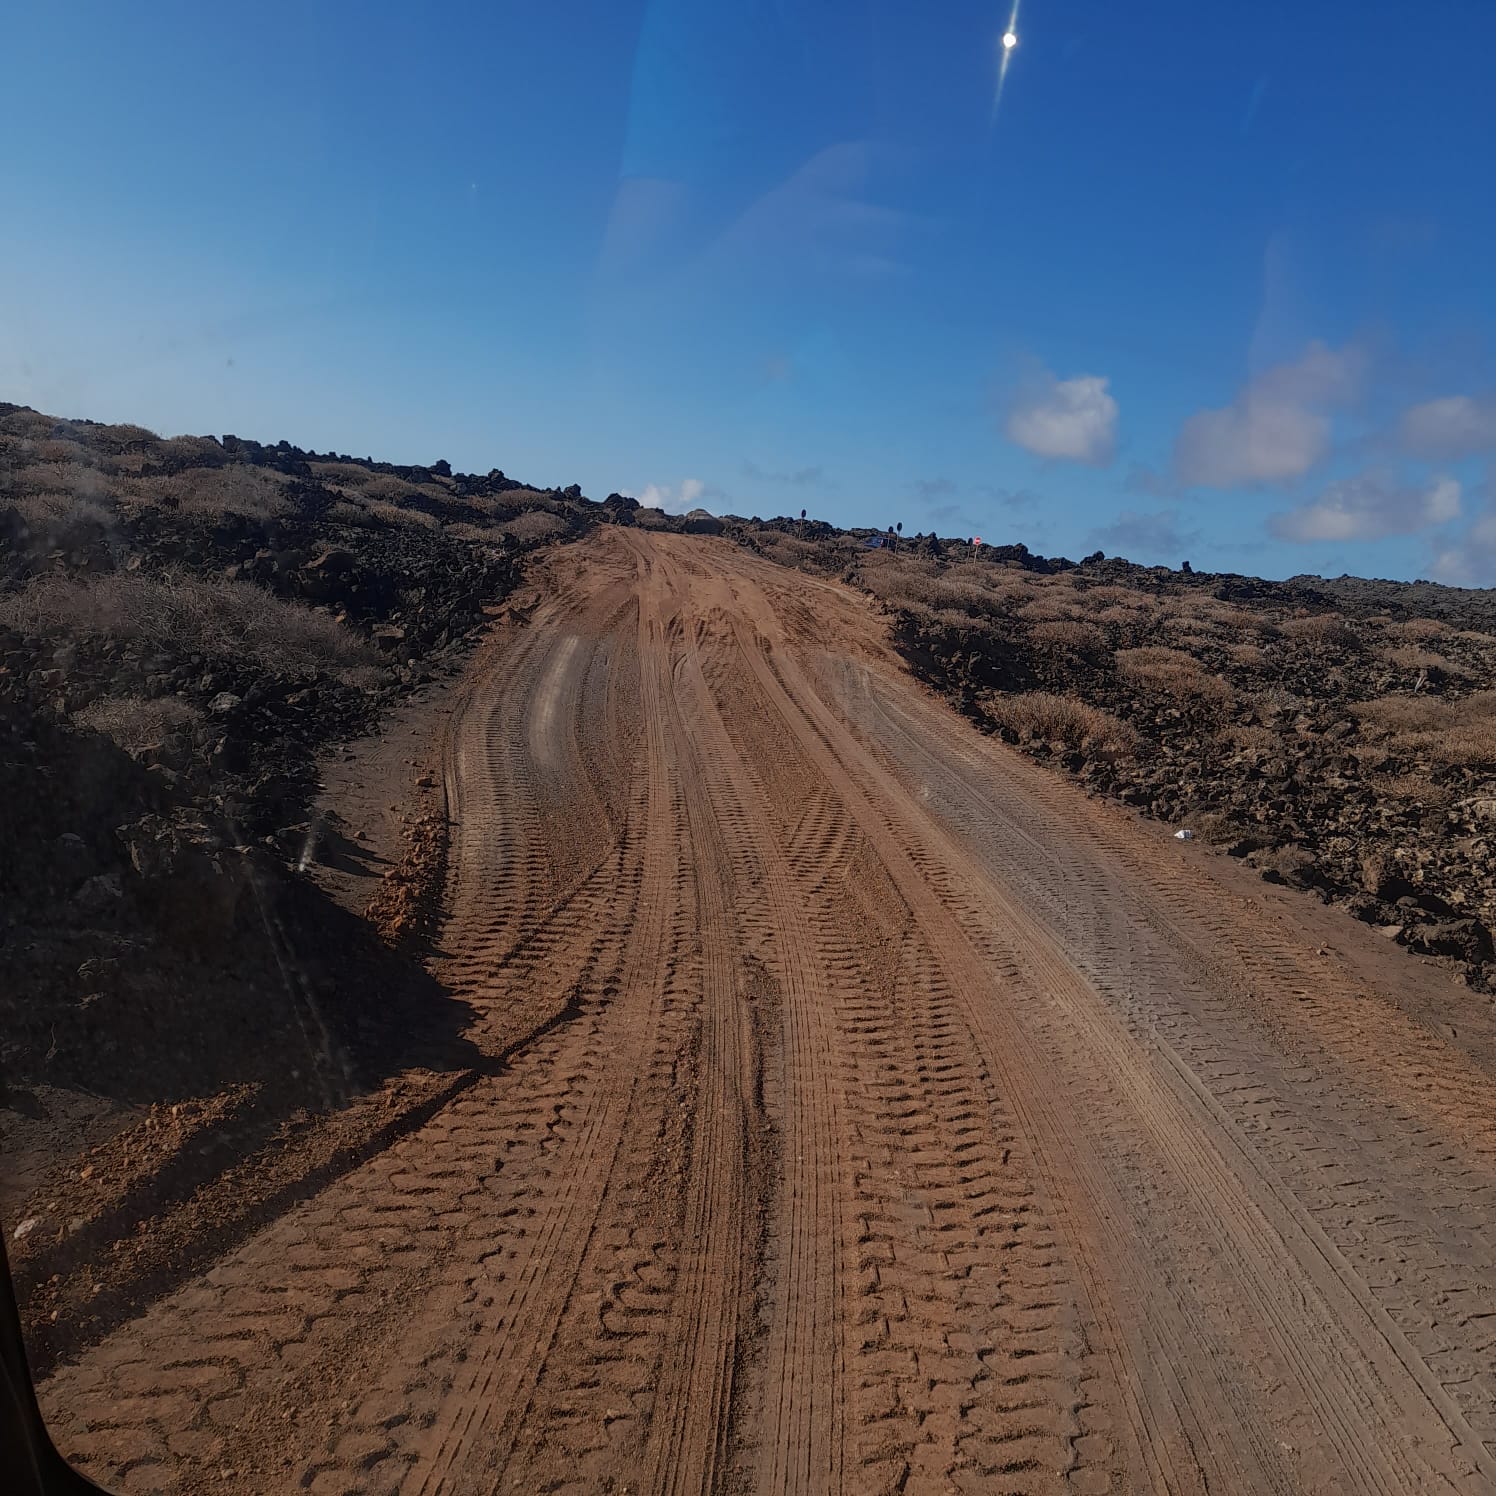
73, 693, 202, 755
0, 400, 616, 1151
734, 508, 1496, 990
983, 691, 1139, 756
0, 570, 378, 682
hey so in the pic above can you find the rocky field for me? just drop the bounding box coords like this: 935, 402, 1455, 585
0, 404, 634, 1362
736, 520, 1496, 993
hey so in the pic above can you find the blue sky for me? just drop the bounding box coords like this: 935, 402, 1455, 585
4, 0, 1496, 581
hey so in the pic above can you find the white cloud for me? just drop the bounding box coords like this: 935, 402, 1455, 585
634, 477, 707, 515
1005, 371, 1118, 466
1269, 471, 1461, 543
1431, 510, 1496, 585
1174, 340, 1363, 487
1398, 394, 1496, 459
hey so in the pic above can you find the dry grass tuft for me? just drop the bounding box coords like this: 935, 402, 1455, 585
1382, 644, 1461, 675
1115, 646, 1233, 704
1028, 619, 1108, 654
365, 500, 440, 530
1224, 723, 1279, 752
73, 694, 202, 755
1281, 613, 1361, 650
497, 510, 571, 542
1392, 617, 1449, 641
1353, 690, 1496, 765
1017, 594, 1087, 624
984, 691, 1140, 757
0, 571, 378, 682
152, 467, 291, 522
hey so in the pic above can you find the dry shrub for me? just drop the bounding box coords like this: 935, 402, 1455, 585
867, 566, 1000, 618
159, 435, 226, 467
97, 422, 160, 453
33, 438, 91, 466
11, 460, 111, 500
155, 466, 290, 521
965, 570, 1031, 602
1029, 619, 1107, 654
498, 510, 570, 542
467, 494, 520, 520
1382, 644, 1461, 675
446, 523, 507, 550
359, 474, 433, 503
74, 694, 202, 755
984, 691, 1140, 757
1224, 723, 1278, 751
0, 571, 378, 682
1365, 768, 1455, 807
1190, 809, 1247, 844
1353, 695, 1445, 734
928, 576, 1003, 614
366, 499, 440, 530
1194, 600, 1256, 630
1260, 843, 1316, 877
1082, 584, 1151, 606
1165, 629, 1218, 653
1115, 646, 1233, 704
756, 533, 827, 570
309, 461, 374, 488
1281, 613, 1360, 650
1017, 594, 1086, 624
1392, 617, 1449, 641
1163, 612, 1223, 639
1, 409, 59, 440
1354, 691, 1496, 765
4, 492, 117, 531
1226, 642, 1267, 668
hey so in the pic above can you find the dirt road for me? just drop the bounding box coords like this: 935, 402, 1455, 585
41, 530, 1496, 1492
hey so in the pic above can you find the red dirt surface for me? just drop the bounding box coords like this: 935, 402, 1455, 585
37, 530, 1496, 1492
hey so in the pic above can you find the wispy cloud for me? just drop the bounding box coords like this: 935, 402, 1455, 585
975, 483, 1040, 511
1398, 393, 1496, 460
743, 460, 831, 488
1174, 340, 1364, 488
912, 476, 957, 499
1269, 469, 1460, 542
1089, 508, 1201, 558
1124, 463, 1178, 499
1005, 369, 1118, 466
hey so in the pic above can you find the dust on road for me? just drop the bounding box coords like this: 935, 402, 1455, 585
42, 530, 1496, 1493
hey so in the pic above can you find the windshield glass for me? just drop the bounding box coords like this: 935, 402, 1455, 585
5, 3, 1496, 1493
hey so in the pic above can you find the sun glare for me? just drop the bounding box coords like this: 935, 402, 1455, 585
993, 0, 1024, 120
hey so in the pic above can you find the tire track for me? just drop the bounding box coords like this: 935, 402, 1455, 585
40, 528, 1496, 1494
833, 656, 1496, 1474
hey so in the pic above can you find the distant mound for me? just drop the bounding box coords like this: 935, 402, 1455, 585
682, 508, 723, 535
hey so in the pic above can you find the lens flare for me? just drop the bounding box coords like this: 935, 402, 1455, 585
993, 0, 1024, 121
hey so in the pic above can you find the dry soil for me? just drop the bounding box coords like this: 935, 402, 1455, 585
39, 529, 1496, 1494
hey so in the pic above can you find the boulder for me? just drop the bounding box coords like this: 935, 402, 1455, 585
1406, 918, 1493, 963
683, 509, 724, 536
